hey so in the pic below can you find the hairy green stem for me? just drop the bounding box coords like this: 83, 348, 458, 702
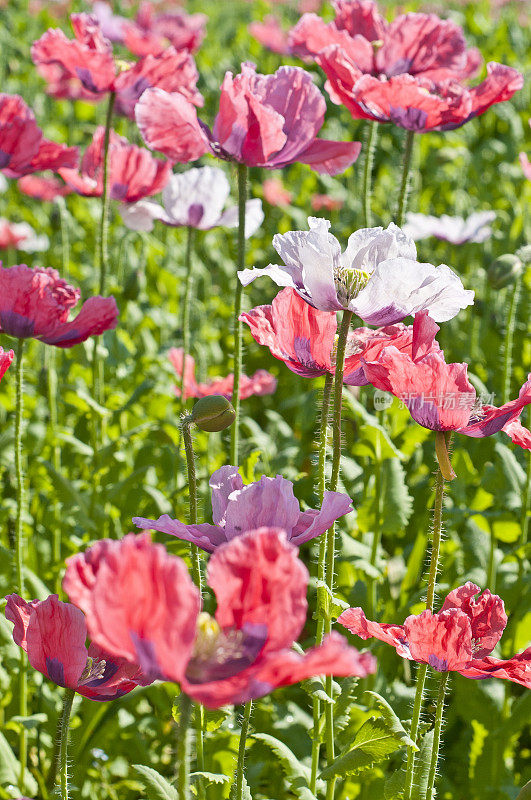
367, 420, 383, 619
46, 346, 61, 571
57, 688, 75, 800
424, 672, 450, 800
396, 130, 415, 227
176, 693, 193, 800
362, 122, 378, 227
58, 197, 70, 278
179, 227, 195, 414
233, 700, 252, 800
230, 163, 247, 466
501, 275, 521, 404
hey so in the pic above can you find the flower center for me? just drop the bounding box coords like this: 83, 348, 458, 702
185, 613, 267, 684
334, 267, 370, 306
78, 656, 107, 686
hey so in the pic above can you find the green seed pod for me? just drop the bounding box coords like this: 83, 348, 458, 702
191, 395, 236, 432
487, 254, 523, 290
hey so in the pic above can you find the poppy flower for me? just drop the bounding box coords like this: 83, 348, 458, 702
338, 582, 530, 688
0, 346, 14, 381
0, 219, 48, 253
311, 193, 344, 212
59, 127, 170, 202
240, 287, 441, 383
359, 320, 531, 448
403, 211, 496, 245
168, 348, 276, 402
249, 16, 290, 55
133, 463, 353, 552
0, 94, 78, 179
0, 264, 118, 347
31, 13, 203, 118
289, 1, 522, 132
5, 594, 150, 701
239, 218, 474, 324
63, 529, 376, 708
263, 178, 293, 207
18, 174, 72, 202
120, 166, 264, 234
121, 1, 207, 57
136, 62, 361, 175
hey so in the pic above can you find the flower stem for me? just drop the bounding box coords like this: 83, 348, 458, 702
396, 130, 415, 227
176, 693, 193, 800
46, 346, 61, 571
362, 121, 378, 228
13, 338, 27, 792
501, 274, 521, 404
230, 163, 247, 466
424, 672, 450, 800
367, 417, 383, 619
311, 372, 334, 793
179, 227, 195, 414
404, 662, 428, 799
324, 309, 353, 800
233, 700, 252, 800
57, 687, 75, 800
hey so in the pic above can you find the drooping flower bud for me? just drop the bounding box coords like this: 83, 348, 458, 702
190, 395, 236, 432
488, 254, 523, 289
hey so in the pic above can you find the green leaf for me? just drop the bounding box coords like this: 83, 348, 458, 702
0, 730, 38, 794
364, 692, 416, 748
381, 460, 413, 536
411, 729, 434, 800
133, 765, 178, 800
253, 732, 317, 800
190, 771, 230, 785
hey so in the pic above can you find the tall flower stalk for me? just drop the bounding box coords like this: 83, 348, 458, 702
233, 700, 253, 800
179, 227, 195, 414
230, 164, 247, 465
396, 130, 415, 227
57, 688, 75, 800
425, 672, 450, 800
362, 122, 378, 227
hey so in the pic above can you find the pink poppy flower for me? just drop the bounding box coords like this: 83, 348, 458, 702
249, 16, 290, 55
263, 178, 293, 207
240, 288, 441, 383
360, 322, 531, 448
0, 220, 48, 253
339, 582, 530, 688
59, 127, 170, 202
136, 62, 361, 175
0, 94, 78, 179
63, 530, 376, 708
0, 264, 118, 347
311, 193, 344, 211
5, 594, 150, 701
31, 14, 203, 118
403, 211, 495, 245
168, 347, 276, 401
134, 463, 353, 552
122, 2, 207, 57
18, 174, 72, 202
0, 346, 14, 381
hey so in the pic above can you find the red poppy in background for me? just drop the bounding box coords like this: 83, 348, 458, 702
18, 174, 72, 202
0, 264, 118, 347
63, 529, 376, 708
59, 127, 171, 202
249, 16, 290, 55
339, 582, 530, 688
121, 1, 207, 57
0, 94, 78, 179
0, 346, 14, 380
168, 347, 277, 401
5, 594, 150, 701
263, 178, 293, 207
136, 62, 361, 174
31, 13, 203, 118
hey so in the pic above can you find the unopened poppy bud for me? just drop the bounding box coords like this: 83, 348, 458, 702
190, 395, 236, 432
487, 254, 523, 289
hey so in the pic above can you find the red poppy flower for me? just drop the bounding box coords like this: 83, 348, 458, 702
0, 264, 118, 347
59, 127, 170, 202
63, 530, 376, 708
339, 582, 530, 687
240, 287, 440, 383
31, 13, 202, 118
18, 174, 72, 202
168, 347, 277, 401
289, 1, 522, 131
136, 62, 361, 174
0, 94, 78, 179
249, 16, 290, 55
122, 1, 207, 57
5, 594, 150, 701
0, 346, 14, 380
263, 178, 293, 207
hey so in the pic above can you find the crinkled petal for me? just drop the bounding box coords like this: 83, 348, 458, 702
458, 648, 530, 689
223, 475, 301, 541
440, 582, 507, 658
290, 490, 353, 546
459, 374, 531, 443
209, 465, 245, 527
404, 609, 473, 671
338, 607, 411, 658
136, 87, 210, 163
39, 295, 118, 347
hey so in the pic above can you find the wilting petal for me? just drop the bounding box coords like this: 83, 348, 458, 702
136, 88, 210, 163
290, 490, 353, 545
441, 582, 507, 658
467, 63, 524, 122
459, 374, 531, 444
458, 648, 531, 689
503, 418, 531, 449
208, 528, 309, 653
40, 296, 118, 347
133, 514, 227, 553
404, 609, 473, 671
338, 607, 411, 658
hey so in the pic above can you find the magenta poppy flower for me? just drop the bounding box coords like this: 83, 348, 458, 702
338, 582, 530, 688
249, 16, 290, 55
168, 347, 276, 402
136, 62, 361, 175
359, 321, 531, 448
63, 530, 376, 708
0, 264, 118, 347
5, 594, 150, 701
0, 94, 78, 179
289, 1, 522, 132
133, 463, 353, 552
59, 127, 170, 203
0, 346, 14, 380
31, 13, 203, 118
121, 2, 207, 57
18, 174, 72, 202
240, 288, 441, 383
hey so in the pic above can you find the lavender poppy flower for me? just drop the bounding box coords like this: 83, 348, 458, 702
239, 218, 474, 325
133, 465, 353, 552
403, 211, 496, 245
120, 165, 264, 235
